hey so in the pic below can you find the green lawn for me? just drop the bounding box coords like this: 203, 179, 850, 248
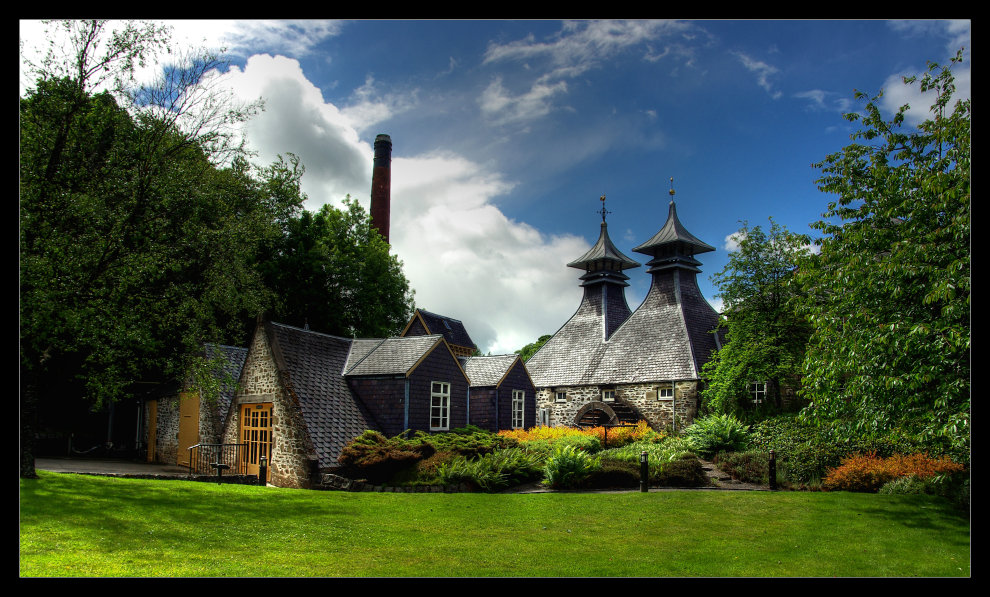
19, 471, 970, 577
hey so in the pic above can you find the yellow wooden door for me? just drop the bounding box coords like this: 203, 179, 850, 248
146, 400, 158, 463
176, 391, 200, 467
240, 403, 272, 481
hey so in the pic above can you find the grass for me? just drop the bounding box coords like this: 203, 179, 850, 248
19, 471, 970, 577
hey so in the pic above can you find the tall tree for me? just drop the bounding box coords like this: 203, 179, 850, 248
700, 220, 812, 416
260, 196, 416, 338
19, 20, 301, 477
798, 51, 970, 459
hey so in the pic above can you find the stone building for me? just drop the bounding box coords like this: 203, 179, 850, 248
525, 192, 722, 433
144, 343, 247, 468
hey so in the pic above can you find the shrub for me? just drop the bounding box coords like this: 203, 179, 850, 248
435, 447, 544, 492
411, 425, 517, 460
655, 456, 710, 487
584, 460, 641, 489
336, 430, 436, 484
683, 414, 750, 458
822, 452, 965, 493
598, 436, 694, 480
714, 450, 771, 485
543, 445, 600, 489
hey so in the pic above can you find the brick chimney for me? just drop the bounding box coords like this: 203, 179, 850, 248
370, 134, 392, 244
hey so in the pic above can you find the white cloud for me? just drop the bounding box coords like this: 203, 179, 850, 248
479, 20, 697, 126
212, 53, 589, 354
723, 230, 745, 252
732, 51, 782, 99
214, 54, 371, 209
389, 153, 589, 354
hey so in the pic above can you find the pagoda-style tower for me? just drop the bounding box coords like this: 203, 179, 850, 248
526, 196, 640, 387
599, 180, 721, 382
566, 195, 641, 340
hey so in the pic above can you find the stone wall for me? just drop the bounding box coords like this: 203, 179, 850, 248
535, 380, 700, 432
222, 325, 317, 489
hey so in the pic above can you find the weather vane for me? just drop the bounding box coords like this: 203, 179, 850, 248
598, 193, 611, 222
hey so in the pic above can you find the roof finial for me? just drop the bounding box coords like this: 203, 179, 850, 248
668, 177, 676, 204
598, 193, 610, 223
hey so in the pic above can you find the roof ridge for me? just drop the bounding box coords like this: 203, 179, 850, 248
269, 321, 356, 342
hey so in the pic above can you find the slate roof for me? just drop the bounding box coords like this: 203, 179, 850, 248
408, 309, 477, 351
343, 334, 448, 377
203, 343, 248, 421
633, 201, 716, 257
266, 322, 379, 467
458, 354, 524, 387
567, 221, 641, 272
526, 200, 721, 388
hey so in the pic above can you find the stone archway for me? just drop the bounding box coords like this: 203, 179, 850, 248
574, 401, 619, 427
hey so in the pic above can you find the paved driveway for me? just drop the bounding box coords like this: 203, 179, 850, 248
35, 458, 190, 476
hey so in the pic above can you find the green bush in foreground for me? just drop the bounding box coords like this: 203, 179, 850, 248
543, 445, 600, 489
684, 414, 751, 458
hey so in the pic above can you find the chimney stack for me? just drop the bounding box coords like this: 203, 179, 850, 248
370, 134, 392, 244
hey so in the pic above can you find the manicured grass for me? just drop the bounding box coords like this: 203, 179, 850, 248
20, 471, 969, 577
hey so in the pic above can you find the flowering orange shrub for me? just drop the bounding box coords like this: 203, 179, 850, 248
822, 451, 965, 492
498, 425, 590, 442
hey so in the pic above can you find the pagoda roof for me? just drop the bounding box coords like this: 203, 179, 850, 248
567, 221, 641, 271
633, 201, 715, 257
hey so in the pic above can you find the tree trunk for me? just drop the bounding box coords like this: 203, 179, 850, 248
20, 378, 39, 479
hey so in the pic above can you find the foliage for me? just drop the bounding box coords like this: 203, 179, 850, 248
714, 450, 774, 486
542, 445, 601, 489
19, 21, 304, 478
598, 436, 694, 479
583, 460, 641, 489
798, 51, 970, 459
822, 451, 965, 493
336, 430, 436, 484
702, 219, 813, 415
500, 425, 604, 456
434, 448, 544, 492
410, 425, 518, 460
259, 196, 415, 338
654, 455, 711, 488
515, 334, 551, 362
683, 414, 751, 458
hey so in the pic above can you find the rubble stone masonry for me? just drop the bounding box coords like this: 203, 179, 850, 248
536, 380, 699, 432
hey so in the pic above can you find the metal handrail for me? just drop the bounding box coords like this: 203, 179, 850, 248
187, 443, 248, 475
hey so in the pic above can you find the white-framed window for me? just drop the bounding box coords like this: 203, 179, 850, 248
658, 384, 673, 400
555, 391, 567, 403
511, 390, 525, 429
538, 408, 550, 427
602, 389, 615, 402
750, 382, 767, 405
430, 381, 450, 431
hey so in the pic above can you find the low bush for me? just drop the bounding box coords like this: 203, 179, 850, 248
714, 450, 771, 485
517, 434, 602, 459
683, 414, 750, 458
822, 452, 965, 493
336, 430, 436, 484
543, 445, 601, 489
583, 460, 641, 489
655, 456, 710, 487
598, 436, 694, 480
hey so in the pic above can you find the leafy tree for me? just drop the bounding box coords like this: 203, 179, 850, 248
515, 334, 552, 362
798, 51, 970, 460
19, 20, 301, 478
701, 220, 812, 416
259, 196, 415, 338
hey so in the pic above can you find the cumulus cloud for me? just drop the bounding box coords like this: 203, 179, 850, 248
212, 53, 589, 353
388, 153, 589, 354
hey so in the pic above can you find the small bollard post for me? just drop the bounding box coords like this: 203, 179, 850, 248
211, 461, 230, 485
258, 454, 268, 486
640, 451, 649, 492
768, 449, 777, 490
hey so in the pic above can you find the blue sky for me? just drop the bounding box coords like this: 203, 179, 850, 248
19, 19, 972, 354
